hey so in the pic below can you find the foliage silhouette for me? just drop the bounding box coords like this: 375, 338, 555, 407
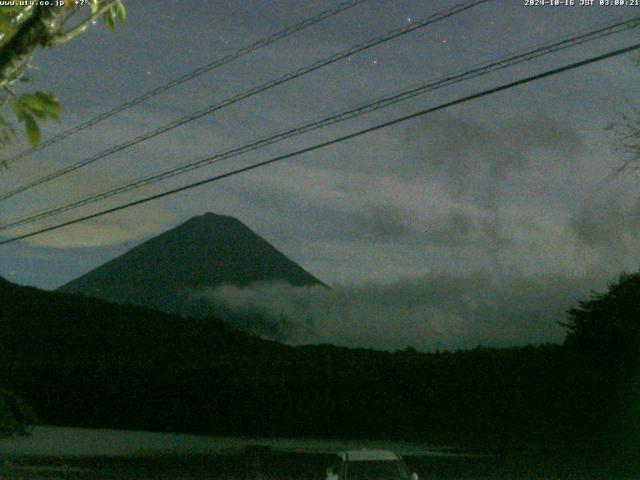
562, 270, 640, 450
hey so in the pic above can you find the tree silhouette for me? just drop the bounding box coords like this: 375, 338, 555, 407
562, 270, 640, 449
563, 270, 640, 373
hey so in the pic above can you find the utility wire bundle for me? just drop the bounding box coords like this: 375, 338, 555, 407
0, 0, 490, 202
0, 0, 637, 246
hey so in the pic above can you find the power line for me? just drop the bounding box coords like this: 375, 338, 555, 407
0, 0, 490, 202
1, 17, 637, 232
1, 42, 637, 247
3, 0, 368, 167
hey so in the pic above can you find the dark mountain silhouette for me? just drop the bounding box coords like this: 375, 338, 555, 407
1, 276, 633, 451
1, 276, 567, 444
0, 276, 289, 434
59, 213, 324, 319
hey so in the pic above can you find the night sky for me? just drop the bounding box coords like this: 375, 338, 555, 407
0, 0, 638, 350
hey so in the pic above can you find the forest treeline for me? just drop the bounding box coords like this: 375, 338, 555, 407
0, 272, 638, 452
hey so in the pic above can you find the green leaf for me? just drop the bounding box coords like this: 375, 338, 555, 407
102, 2, 125, 31
34, 91, 60, 110
20, 94, 46, 115
115, 1, 126, 23
103, 8, 116, 31
34, 91, 61, 116
10, 92, 61, 146
15, 92, 61, 122
10, 99, 24, 121
24, 114, 40, 147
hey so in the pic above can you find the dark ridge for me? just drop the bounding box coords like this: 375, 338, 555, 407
2, 275, 636, 453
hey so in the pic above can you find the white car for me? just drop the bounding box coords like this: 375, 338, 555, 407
326, 450, 419, 480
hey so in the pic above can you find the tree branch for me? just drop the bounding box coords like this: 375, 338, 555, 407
0, 88, 14, 110
0, 7, 65, 89
48, 0, 119, 47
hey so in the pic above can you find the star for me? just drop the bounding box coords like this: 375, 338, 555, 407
407, 16, 412, 22
372, 59, 378, 65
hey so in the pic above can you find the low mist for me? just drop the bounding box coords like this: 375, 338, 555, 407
200, 273, 602, 351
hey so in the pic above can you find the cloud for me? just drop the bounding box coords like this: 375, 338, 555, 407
401, 112, 582, 204
2, 207, 176, 249
421, 209, 478, 246
572, 199, 640, 248
350, 203, 413, 242
202, 273, 600, 352
570, 187, 640, 271
0, 143, 181, 249
203, 108, 598, 284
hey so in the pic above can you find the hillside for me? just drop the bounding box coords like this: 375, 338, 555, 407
58, 213, 325, 318
0, 276, 590, 446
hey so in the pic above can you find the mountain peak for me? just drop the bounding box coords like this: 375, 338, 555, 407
174, 212, 252, 233
196, 212, 235, 222
203, 212, 228, 219
59, 213, 325, 316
